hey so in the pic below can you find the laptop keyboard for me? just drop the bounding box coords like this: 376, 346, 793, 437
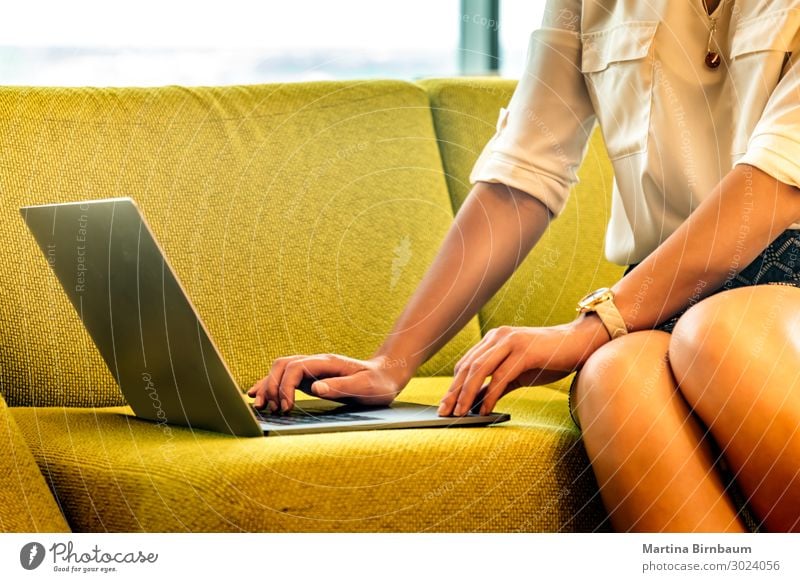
252, 407, 379, 426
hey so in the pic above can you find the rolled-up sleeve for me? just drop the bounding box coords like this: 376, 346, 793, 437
470, 1, 596, 217
735, 49, 800, 189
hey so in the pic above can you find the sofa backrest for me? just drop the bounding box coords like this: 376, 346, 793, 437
0, 81, 482, 407
419, 78, 625, 331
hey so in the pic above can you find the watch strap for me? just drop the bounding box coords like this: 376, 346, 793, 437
594, 300, 628, 339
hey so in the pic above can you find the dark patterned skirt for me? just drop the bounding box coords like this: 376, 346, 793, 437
631, 228, 800, 333
567, 228, 800, 532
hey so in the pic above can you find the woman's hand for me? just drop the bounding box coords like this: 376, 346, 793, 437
438, 315, 610, 417
248, 354, 411, 413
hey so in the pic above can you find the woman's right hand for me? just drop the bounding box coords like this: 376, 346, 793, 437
247, 354, 411, 413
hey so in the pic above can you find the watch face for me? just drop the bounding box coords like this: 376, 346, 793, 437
578, 287, 613, 310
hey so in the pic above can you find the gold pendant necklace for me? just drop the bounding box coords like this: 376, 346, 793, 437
702, 0, 723, 69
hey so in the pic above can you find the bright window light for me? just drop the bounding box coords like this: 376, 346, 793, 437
499, 1, 546, 77
0, 0, 460, 85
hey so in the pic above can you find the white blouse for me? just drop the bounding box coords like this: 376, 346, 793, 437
470, 0, 800, 265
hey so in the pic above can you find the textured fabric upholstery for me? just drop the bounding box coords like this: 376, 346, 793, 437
0, 82, 481, 408
419, 78, 626, 330
0, 393, 70, 532
11, 377, 608, 532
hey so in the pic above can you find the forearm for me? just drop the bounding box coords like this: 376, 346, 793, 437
373, 181, 552, 380
611, 164, 800, 331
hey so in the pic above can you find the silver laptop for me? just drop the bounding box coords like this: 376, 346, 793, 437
20, 198, 510, 437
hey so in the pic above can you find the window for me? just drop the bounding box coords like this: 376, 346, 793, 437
0, 1, 544, 85
1, 0, 460, 86
499, 1, 546, 77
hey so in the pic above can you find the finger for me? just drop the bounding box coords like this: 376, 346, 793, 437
478, 358, 523, 415
247, 380, 260, 397
247, 356, 296, 410
453, 343, 482, 377
277, 358, 315, 412
440, 342, 491, 416
453, 329, 499, 375
442, 328, 522, 415
250, 375, 277, 412
252, 356, 302, 411
277, 355, 366, 412
309, 371, 373, 403
440, 339, 504, 416
247, 376, 265, 398
247, 376, 267, 410
454, 344, 511, 416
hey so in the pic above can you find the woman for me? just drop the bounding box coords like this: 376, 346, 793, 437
250, 0, 800, 532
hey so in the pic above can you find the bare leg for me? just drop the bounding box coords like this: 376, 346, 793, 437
669, 285, 800, 532
573, 330, 745, 532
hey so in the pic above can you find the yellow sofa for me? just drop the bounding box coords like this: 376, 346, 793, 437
0, 78, 624, 532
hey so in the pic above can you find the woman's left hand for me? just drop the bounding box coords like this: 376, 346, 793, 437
438, 315, 610, 416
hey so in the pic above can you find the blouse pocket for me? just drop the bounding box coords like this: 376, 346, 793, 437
729, 9, 800, 155
730, 9, 799, 57
581, 21, 659, 160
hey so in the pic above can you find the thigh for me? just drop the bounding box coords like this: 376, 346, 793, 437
669, 284, 800, 531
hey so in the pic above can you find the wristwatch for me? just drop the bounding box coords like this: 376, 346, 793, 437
576, 287, 628, 339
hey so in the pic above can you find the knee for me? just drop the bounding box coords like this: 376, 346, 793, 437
669, 285, 797, 384
574, 330, 672, 427
669, 284, 800, 409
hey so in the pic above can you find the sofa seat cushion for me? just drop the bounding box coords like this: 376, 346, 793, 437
12, 377, 609, 532
0, 393, 70, 532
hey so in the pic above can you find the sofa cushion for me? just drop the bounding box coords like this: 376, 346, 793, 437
0, 81, 481, 407
0, 393, 70, 532
418, 78, 626, 330
11, 377, 609, 532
